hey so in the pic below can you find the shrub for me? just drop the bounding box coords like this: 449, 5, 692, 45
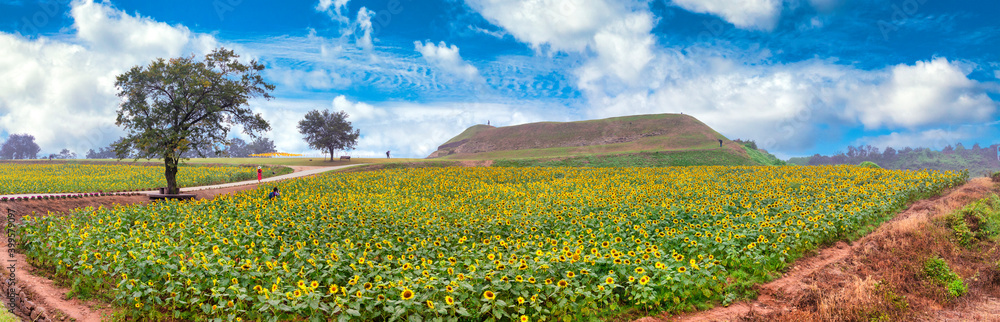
859, 161, 882, 169
948, 194, 1000, 246
946, 279, 968, 298
923, 256, 966, 298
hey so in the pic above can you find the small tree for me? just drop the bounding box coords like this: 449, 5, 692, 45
298, 110, 360, 161
113, 48, 273, 194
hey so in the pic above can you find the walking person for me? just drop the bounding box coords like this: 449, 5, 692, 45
386, 150, 391, 159
257, 166, 263, 183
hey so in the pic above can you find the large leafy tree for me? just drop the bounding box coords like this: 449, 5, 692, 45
113, 48, 273, 194
0, 134, 41, 159
298, 110, 360, 161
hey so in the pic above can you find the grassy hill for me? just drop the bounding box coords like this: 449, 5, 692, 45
428, 114, 784, 166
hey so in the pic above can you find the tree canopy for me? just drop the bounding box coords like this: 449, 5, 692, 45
297, 110, 360, 161
113, 48, 273, 194
0, 133, 41, 160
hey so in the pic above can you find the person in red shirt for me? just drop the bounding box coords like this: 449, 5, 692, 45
257, 166, 263, 183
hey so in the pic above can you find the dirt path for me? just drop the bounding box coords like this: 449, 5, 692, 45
287, 165, 327, 171
0, 165, 351, 321
925, 297, 1000, 321
646, 177, 999, 322
8, 252, 111, 322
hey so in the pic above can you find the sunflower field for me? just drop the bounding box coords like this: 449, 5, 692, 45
0, 163, 290, 194
18, 166, 965, 321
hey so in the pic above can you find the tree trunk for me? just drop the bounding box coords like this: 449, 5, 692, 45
328, 147, 335, 162
164, 154, 180, 194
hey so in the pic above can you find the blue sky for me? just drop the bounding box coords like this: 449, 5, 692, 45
0, 0, 998, 158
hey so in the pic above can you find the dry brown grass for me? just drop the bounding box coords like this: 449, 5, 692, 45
428, 113, 732, 159
661, 178, 1000, 322
813, 276, 906, 322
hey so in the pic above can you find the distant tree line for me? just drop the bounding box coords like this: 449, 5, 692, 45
790, 143, 1000, 176
48, 149, 77, 160
178, 137, 277, 158
1, 132, 280, 160
86, 137, 277, 159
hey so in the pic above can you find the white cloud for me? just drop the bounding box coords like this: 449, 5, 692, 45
414, 41, 481, 81
332, 95, 387, 121
0, 0, 219, 156
469, 25, 506, 39
315, 0, 374, 51
465, 0, 656, 86
316, 0, 349, 13
266, 66, 351, 91
316, 0, 352, 24
845, 58, 996, 129
355, 7, 374, 51
465, 0, 627, 52
671, 0, 783, 30
994, 70, 1000, 79
575, 12, 655, 91
71, 0, 217, 59
856, 128, 975, 151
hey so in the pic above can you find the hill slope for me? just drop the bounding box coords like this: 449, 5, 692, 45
428, 114, 781, 166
